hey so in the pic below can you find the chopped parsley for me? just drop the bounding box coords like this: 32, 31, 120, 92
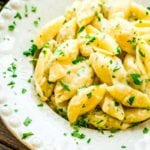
87, 92, 92, 99
121, 145, 126, 149
63, 133, 67, 136
60, 81, 70, 91
34, 20, 39, 27
77, 26, 85, 34
7, 81, 15, 88
23, 44, 38, 57
95, 12, 101, 21
139, 49, 145, 57
114, 101, 119, 106
31, 6, 37, 13
37, 103, 44, 107
143, 127, 150, 134
7, 62, 17, 78
110, 128, 118, 133
116, 46, 122, 55
147, 7, 150, 11
22, 132, 33, 139
72, 56, 86, 64
8, 22, 16, 31
24, 4, 28, 17
85, 35, 96, 45
87, 138, 91, 144
23, 117, 32, 126
113, 66, 121, 72
75, 116, 88, 128
128, 96, 135, 106
14, 12, 22, 19
22, 88, 27, 94
54, 48, 64, 56
130, 73, 143, 85
71, 126, 85, 139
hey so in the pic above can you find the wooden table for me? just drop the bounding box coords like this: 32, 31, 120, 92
0, 1, 28, 150
0, 118, 29, 150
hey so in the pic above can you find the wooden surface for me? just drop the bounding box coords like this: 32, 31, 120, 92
0, 1, 28, 150
0, 118, 29, 150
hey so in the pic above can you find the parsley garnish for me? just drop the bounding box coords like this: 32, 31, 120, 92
121, 145, 126, 149
37, 103, 44, 107
8, 22, 16, 31
77, 26, 85, 34
22, 132, 33, 139
60, 81, 70, 91
87, 138, 91, 144
113, 66, 121, 72
143, 127, 150, 134
23, 117, 32, 126
23, 44, 38, 57
72, 56, 86, 64
14, 12, 22, 19
116, 46, 122, 55
87, 92, 92, 98
34, 20, 39, 27
139, 50, 145, 57
24, 4, 28, 17
95, 12, 101, 21
147, 7, 150, 11
130, 73, 143, 85
128, 96, 135, 105
31, 6, 37, 13
71, 126, 85, 139
114, 101, 119, 106
7, 81, 15, 88
85, 35, 96, 45
54, 48, 64, 56
22, 88, 27, 94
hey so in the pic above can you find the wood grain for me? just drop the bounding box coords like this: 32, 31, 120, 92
0, 118, 29, 150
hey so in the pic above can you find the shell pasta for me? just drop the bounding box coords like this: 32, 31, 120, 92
34, 0, 150, 130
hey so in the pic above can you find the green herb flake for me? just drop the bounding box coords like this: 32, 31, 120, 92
22, 88, 27, 94
14, 12, 22, 19
114, 101, 119, 107
71, 129, 85, 139
8, 24, 15, 31
110, 128, 118, 133
54, 48, 64, 56
60, 81, 70, 91
121, 145, 126, 149
78, 26, 85, 34
7, 81, 15, 88
87, 138, 91, 144
143, 127, 150, 134
128, 96, 135, 106
147, 7, 150, 11
24, 4, 28, 17
22, 132, 33, 139
87, 92, 92, 99
130, 73, 143, 85
23, 117, 32, 126
37, 103, 44, 107
113, 66, 121, 72
108, 134, 114, 138
63, 133, 67, 136
23, 44, 38, 57
72, 56, 87, 64
116, 46, 122, 55
85, 35, 96, 45
34, 20, 39, 27
95, 12, 101, 21
139, 50, 145, 57
31, 6, 37, 13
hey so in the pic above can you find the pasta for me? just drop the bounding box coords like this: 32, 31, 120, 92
34, 0, 150, 130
